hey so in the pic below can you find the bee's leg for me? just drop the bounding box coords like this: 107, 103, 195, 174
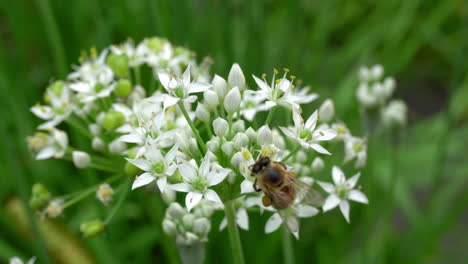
262, 195, 272, 207
253, 178, 261, 192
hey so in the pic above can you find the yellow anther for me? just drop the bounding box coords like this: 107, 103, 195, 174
275, 79, 281, 84
290, 75, 296, 80
90, 46, 97, 58
261, 73, 267, 79
283, 68, 290, 73
273, 68, 279, 74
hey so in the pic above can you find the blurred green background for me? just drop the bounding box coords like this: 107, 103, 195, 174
1, 0, 468, 263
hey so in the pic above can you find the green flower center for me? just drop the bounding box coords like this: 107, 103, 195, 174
53, 107, 66, 115
173, 86, 185, 98
192, 177, 207, 191
336, 125, 347, 135
244, 100, 256, 109
335, 186, 348, 199
152, 161, 165, 174
299, 130, 313, 141
94, 83, 105, 93
353, 141, 363, 153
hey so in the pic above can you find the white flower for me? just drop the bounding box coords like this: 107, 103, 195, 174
72, 151, 91, 168
44, 199, 64, 218
318, 166, 368, 223
30, 83, 73, 129
203, 89, 219, 109
257, 125, 272, 145
127, 143, 179, 193
170, 152, 231, 211
381, 99, 407, 127
224, 86, 241, 114
158, 64, 211, 105
252, 70, 317, 109
213, 117, 228, 137
280, 105, 337, 155
344, 136, 367, 168
265, 204, 319, 239
228, 63, 246, 90
9, 256, 36, 264
212, 74, 228, 99
331, 122, 351, 141
96, 183, 114, 205
311, 157, 324, 172
31, 129, 68, 160
195, 103, 210, 123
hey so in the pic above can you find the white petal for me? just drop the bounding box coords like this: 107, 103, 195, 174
188, 82, 211, 94
252, 75, 271, 93
199, 157, 211, 178
304, 110, 318, 131
165, 144, 179, 162
240, 179, 255, 194
291, 105, 303, 129
132, 172, 156, 189
178, 161, 197, 182
314, 128, 337, 141
323, 194, 340, 212
126, 158, 152, 171
207, 168, 230, 186
279, 127, 297, 140
219, 217, 228, 231
310, 143, 331, 155
156, 177, 167, 193
339, 200, 350, 223
332, 166, 346, 184
236, 208, 249, 230
162, 94, 180, 109
120, 134, 143, 144
36, 147, 55, 160
183, 64, 191, 87
158, 72, 171, 91
186, 191, 203, 211
348, 190, 368, 204
204, 189, 223, 206
265, 213, 282, 234
31, 105, 53, 120
317, 181, 334, 193
296, 205, 319, 218
169, 183, 191, 192
346, 172, 361, 189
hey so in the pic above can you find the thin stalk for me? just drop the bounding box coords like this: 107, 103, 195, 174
265, 106, 276, 125
63, 174, 122, 209
134, 66, 142, 85
225, 201, 245, 264
281, 145, 301, 163
178, 101, 207, 153
228, 113, 233, 138
105, 177, 132, 224
282, 227, 295, 264
204, 121, 213, 138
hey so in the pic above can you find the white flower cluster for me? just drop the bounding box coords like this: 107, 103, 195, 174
9, 256, 36, 264
357, 64, 407, 128
28, 37, 373, 247
163, 202, 216, 246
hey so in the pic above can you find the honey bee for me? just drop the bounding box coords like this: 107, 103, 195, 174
250, 156, 324, 234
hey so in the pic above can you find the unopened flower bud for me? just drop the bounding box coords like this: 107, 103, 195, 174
183, 214, 195, 229
257, 125, 272, 145
312, 157, 324, 172
45, 199, 64, 218
205, 151, 218, 162
222, 141, 235, 156
224, 86, 241, 114
102, 110, 126, 131
359, 67, 370, 82
233, 120, 245, 132
233, 133, 249, 147
193, 218, 210, 236
206, 137, 220, 152
108, 139, 126, 154
381, 100, 407, 127
92, 137, 105, 151
371, 64, 384, 80
114, 79, 132, 97
272, 129, 285, 149
203, 90, 219, 109
96, 184, 114, 205
89, 123, 101, 135
80, 219, 105, 238
195, 103, 210, 123
213, 118, 228, 137
245, 127, 257, 142
231, 152, 243, 168
30, 183, 51, 210
296, 150, 308, 163
162, 219, 177, 237
72, 151, 91, 169
227, 171, 236, 184
106, 53, 129, 77
162, 189, 176, 204
212, 75, 228, 99
228, 63, 246, 90
188, 138, 199, 154
47, 80, 65, 97
168, 203, 186, 219
319, 99, 335, 122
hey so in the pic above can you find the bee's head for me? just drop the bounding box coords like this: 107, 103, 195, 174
250, 156, 271, 175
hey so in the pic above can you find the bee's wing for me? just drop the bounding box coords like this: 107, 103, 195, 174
289, 175, 325, 207
278, 206, 300, 239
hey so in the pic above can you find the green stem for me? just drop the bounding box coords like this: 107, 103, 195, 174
282, 227, 295, 264
65, 118, 92, 139
63, 174, 122, 209
178, 102, 207, 153
134, 66, 142, 85
228, 113, 233, 138
225, 201, 245, 264
281, 145, 301, 163
204, 121, 213, 138
105, 177, 132, 224
265, 106, 276, 125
